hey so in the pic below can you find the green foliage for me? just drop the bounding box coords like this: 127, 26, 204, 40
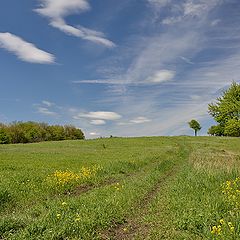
207, 124, 224, 136
188, 119, 201, 136
0, 128, 10, 144
0, 122, 84, 144
224, 119, 240, 137
64, 125, 84, 140
208, 82, 240, 136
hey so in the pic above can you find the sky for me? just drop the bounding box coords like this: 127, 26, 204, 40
0, 0, 240, 138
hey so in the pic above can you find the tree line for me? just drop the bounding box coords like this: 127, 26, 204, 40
188, 82, 240, 137
0, 122, 84, 144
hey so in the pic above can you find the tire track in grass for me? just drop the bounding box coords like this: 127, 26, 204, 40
99, 167, 179, 240
62, 150, 177, 198
99, 142, 189, 240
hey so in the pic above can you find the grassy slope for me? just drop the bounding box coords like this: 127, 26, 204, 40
0, 137, 239, 239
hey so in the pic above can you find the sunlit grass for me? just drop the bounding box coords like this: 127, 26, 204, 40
0, 136, 240, 239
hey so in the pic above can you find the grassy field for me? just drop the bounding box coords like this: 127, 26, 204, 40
0, 136, 240, 240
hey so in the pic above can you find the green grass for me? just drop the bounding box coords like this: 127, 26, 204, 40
0, 137, 240, 239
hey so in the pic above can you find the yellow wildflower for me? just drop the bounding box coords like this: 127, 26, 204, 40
211, 225, 221, 235
219, 219, 224, 225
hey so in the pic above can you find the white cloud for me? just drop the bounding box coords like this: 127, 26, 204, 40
74, 111, 122, 120
183, 1, 208, 17
162, 0, 223, 25
180, 56, 194, 64
130, 117, 152, 124
211, 19, 221, 26
90, 119, 106, 125
146, 70, 175, 83
42, 100, 55, 107
118, 117, 152, 126
37, 107, 57, 116
89, 132, 100, 136
0, 32, 55, 64
35, 0, 90, 18
35, 0, 115, 47
162, 16, 182, 25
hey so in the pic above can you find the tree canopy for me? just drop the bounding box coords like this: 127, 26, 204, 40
208, 82, 240, 137
188, 119, 201, 136
0, 122, 85, 144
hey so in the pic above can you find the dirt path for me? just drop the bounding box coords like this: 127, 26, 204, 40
99, 143, 189, 240
99, 163, 181, 240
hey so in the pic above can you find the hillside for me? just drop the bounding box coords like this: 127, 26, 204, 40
0, 137, 240, 239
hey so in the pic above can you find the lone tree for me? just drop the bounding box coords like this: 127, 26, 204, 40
188, 119, 201, 136
208, 81, 240, 137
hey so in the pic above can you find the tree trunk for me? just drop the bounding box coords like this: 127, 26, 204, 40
195, 130, 197, 136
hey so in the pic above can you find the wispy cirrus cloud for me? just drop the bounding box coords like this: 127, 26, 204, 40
130, 117, 152, 124
42, 100, 55, 107
73, 111, 122, 121
35, 0, 115, 48
37, 107, 57, 116
73, 69, 175, 85
0, 32, 55, 64
89, 132, 100, 136
146, 70, 175, 83
180, 56, 194, 64
73, 31, 200, 86
90, 119, 106, 125
34, 100, 59, 116
160, 0, 223, 25
118, 117, 152, 126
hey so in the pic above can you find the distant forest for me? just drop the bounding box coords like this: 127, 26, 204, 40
0, 122, 84, 144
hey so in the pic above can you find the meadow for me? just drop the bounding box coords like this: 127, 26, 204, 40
0, 136, 240, 239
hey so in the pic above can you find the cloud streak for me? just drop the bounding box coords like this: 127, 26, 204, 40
73, 111, 122, 120
37, 107, 57, 116
161, 0, 223, 25
0, 32, 55, 64
35, 0, 115, 48
90, 119, 106, 125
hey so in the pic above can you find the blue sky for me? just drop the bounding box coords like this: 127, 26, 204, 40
0, 0, 240, 138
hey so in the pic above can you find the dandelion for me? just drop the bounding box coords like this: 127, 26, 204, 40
56, 213, 61, 219
75, 218, 81, 222
62, 202, 67, 206
123, 227, 128, 232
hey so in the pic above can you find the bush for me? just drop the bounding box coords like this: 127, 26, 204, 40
0, 128, 10, 144
0, 122, 84, 144
208, 125, 225, 136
